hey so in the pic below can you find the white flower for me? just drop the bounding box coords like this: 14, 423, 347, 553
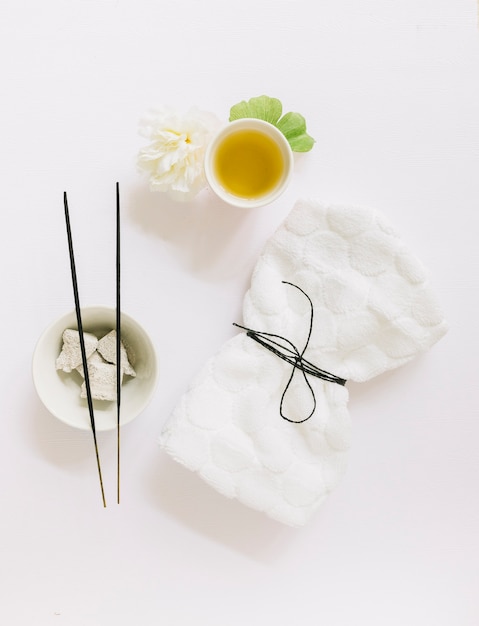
137, 106, 222, 201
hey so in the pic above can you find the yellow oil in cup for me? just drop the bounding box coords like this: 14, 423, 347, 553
213, 129, 285, 199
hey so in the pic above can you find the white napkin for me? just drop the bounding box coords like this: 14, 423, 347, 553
160, 200, 448, 526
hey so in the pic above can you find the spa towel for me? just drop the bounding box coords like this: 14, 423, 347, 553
160, 199, 448, 526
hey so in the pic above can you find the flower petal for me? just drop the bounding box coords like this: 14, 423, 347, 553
137, 106, 221, 201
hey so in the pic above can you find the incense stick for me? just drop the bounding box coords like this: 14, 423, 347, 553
63, 192, 107, 508
115, 182, 121, 504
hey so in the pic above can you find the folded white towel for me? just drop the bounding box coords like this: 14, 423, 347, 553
160, 200, 448, 526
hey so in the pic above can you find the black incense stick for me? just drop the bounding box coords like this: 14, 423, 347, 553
115, 182, 121, 504
63, 192, 107, 508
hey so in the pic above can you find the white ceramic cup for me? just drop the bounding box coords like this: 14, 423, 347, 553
204, 118, 293, 209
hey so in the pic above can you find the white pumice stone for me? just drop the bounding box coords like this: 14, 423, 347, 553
80, 360, 123, 402
56, 329, 99, 373
97, 330, 136, 377
75, 350, 107, 377
57, 327, 137, 402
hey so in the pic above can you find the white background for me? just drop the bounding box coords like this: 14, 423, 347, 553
1, 1, 478, 624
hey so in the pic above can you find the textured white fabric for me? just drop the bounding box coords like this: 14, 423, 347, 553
160, 200, 448, 526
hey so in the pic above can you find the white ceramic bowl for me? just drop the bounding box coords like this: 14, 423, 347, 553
32, 306, 158, 431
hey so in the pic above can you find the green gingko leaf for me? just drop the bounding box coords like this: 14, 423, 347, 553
229, 95, 283, 125
276, 112, 315, 152
229, 95, 315, 152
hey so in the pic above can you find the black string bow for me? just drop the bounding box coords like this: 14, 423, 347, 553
233, 281, 346, 424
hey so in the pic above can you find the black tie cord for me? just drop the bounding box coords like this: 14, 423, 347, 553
233, 281, 346, 424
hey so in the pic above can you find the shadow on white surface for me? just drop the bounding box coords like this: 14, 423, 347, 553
346, 368, 407, 412
126, 183, 262, 280
346, 352, 437, 416
146, 451, 298, 562
30, 398, 107, 466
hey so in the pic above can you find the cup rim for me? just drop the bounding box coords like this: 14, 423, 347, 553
204, 118, 293, 209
